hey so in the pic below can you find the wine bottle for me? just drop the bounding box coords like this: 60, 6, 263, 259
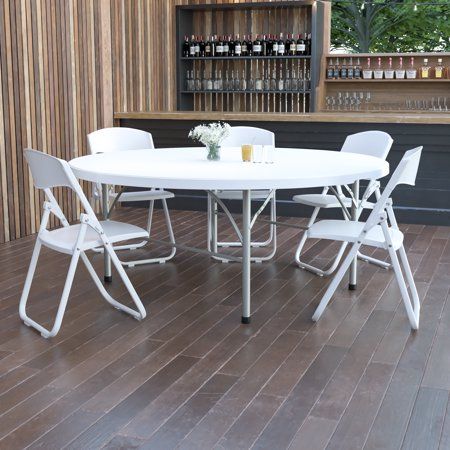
228, 35, 235, 56
288, 34, 296, 56
347, 57, 354, 79
326, 58, 334, 79
205, 36, 211, 57
333, 57, 340, 79
277, 33, 285, 55
261, 35, 268, 56
189, 35, 196, 57
247, 34, 253, 56
384, 57, 395, 79
406, 57, 417, 79
373, 57, 383, 79
241, 35, 248, 56
362, 57, 373, 79
272, 35, 278, 56
199, 36, 205, 57
223, 36, 229, 56
296, 34, 305, 55
306, 33, 312, 55
234, 34, 242, 56
354, 58, 361, 79
278, 68, 284, 90
194, 36, 200, 57
395, 57, 405, 79
340, 58, 348, 79
253, 35, 262, 56
182, 36, 190, 57
216, 36, 223, 57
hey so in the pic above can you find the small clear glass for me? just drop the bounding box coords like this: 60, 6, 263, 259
263, 145, 275, 164
253, 145, 263, 163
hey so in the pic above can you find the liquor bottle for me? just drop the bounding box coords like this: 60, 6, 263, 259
255, 71, 263, 91
216, 36, 224, 57
288, 34, 296, 56
240, 70, 247, 90
202, 70, 208, 90
305, 33, 312, 55
354, 58, 361, 79
234, 35, 242, 56
228, 35, 235, 56
304, 69, 311, 90
265, 35, 272, 56
333, 58, 340, 79
253, 35, 262, 56
261, 35, 268, 56
326, 58, 334, 79
291, 69, 298, 90
278, 68, 284, 90
241, 35, 248, 56
189, 35, 196, 57
347, 57, 354, 79
272, 35, 278, 56
362, 57, 373, 79
268, 69, 275, 90
263, 70, 270, 91
420, 58, 430, 79
277, 33, 285, 55
223, 36, 229, 56
296, 34, 306, 55
185, 69, 192, 90
210, 36, 216, 57
247, 34, 253, 56
194, 36, 200, 57
199, 36, 205, 57
194, 70, 201, 91
284, 69, 292, 90
373, 57, 383, 79
395, 57, 405, 79
384, 57, 394, 79
406, 57, 417, 79
205, 36, 211, 57
182, 36, 190, 57
340, 58, 348, 79
206, 72, 213, 91
435, 58, 444, 79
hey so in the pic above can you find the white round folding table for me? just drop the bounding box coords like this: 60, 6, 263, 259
70, 147, 389, 324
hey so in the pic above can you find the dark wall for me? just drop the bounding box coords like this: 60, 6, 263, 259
120, 118, 450, 225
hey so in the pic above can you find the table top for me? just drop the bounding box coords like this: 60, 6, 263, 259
70, 147, 389, 190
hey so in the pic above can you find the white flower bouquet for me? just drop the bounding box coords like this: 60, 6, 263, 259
188, 122, 231, 160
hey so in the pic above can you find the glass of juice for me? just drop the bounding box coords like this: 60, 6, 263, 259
241, 144, 253, 162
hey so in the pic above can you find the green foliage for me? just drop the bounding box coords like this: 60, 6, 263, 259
331, 0, 450, 53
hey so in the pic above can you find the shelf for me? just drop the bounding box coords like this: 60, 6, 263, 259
181, 90, 311, 94
325, 52, 450, 58
325, 78, 450, 82
181, 55, 311, 61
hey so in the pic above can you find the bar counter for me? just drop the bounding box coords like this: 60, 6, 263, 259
116, 111, 450, 226
115, 111, 450, 125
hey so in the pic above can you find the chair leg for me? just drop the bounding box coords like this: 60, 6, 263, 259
312, 242, 361, 322
357, 251, 391, 269
388, 245, 420, 330
20, 242, 81, 338
80, 252, 146, 320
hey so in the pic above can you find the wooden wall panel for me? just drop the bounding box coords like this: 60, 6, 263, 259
0, 0, 112, 243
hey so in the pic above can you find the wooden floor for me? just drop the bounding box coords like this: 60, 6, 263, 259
0, 207, 450, 450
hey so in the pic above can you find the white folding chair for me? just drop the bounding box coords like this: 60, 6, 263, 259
20, 149, 147, 338
207, 126, 277, 263
88, 127, 176, 267
293, 130, 394, 276
310, 147, 422, 329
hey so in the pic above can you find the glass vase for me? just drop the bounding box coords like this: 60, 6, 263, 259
206, 144, 220, 161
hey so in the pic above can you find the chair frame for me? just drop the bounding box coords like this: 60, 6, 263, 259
20, 151, 146, 338
311, 148, 422, 329
88, 127, 176, 267
294, 131, 393, 275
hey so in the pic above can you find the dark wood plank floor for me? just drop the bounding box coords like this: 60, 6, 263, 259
0, 207, 449, 450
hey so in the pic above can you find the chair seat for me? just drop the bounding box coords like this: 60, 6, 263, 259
308, 219, 404, 250
292, 193, 374, 209
217, 189, 272, 200
39, 220, 148, 254
111, 189, 174, 202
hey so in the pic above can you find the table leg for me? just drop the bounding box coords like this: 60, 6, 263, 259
102, 184, 112, 282
349, 180, 359, 290
211, 193, 218, 254
242, 190, 251, 324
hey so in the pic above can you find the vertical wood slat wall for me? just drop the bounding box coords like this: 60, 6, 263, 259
0, 0, 112, 243
0, 0, 302, 243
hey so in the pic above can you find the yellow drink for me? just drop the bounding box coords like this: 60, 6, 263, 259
241, 144, 253, 162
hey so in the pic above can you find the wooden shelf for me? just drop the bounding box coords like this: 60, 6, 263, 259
325, 78, 450, 82
181, 55, 311, 61
326, 52, 450, 58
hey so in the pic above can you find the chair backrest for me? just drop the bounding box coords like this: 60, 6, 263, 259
221, 126, 275, 147
87, 127, 155, 154
365, 147, 422, 229
341, 131, 393, 160
24, 149, 96, 222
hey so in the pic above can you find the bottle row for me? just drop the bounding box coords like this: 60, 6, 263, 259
182, 33, 312, 58
184, 69, 311, 93
327, 56, 449, 80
